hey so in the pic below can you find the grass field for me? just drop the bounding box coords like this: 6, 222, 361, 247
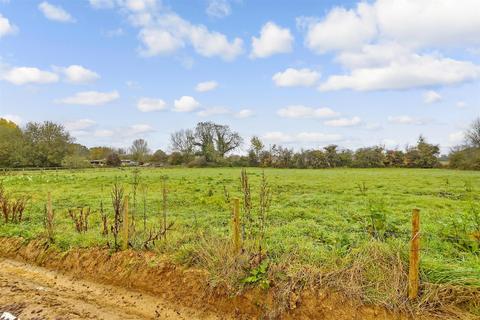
1, 167, 479, 315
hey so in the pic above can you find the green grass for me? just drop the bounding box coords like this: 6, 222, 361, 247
1, 167, 479, 310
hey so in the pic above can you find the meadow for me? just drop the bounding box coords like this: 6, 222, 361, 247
0, 167, 479, 315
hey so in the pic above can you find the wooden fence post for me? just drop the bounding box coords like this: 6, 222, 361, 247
122, 196, 129, 251
46, 192, 54, 242
408, 208, 420, 300
232, 198, 241, 254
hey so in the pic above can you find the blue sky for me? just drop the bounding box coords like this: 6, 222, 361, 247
0, 0, 479, 154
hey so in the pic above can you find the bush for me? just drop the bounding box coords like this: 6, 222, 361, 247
106, 153, 121, 167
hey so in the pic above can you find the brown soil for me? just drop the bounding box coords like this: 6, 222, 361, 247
0, 237, 416, 319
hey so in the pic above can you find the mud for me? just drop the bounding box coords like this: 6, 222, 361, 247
0, 258, 222, 320
0, 237, 413, 319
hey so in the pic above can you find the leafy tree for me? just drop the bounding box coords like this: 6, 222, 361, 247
248, 136, 264, 166
0, 118, 24, 167
324, 145, 340, 168
151, 149, 168, 164
89, 147, 113, 160
353, 146, 385, 168
106, 153, 121, 167
405, 136, 440, 168
130, 139, 151, 163
23, 121, 72, 167
385, 150, 405, 167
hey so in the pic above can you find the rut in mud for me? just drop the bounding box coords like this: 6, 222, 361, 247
0, 258, 224, 320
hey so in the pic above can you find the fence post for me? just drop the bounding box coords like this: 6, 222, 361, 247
46, 192, 54, 242
408, 208, 420, 300
122, 196, 129, 250
232, 198, 241, 254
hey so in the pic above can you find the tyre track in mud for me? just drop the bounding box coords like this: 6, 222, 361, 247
0, 258, 226, 320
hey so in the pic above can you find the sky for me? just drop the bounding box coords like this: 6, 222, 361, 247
0, 0, 479, 154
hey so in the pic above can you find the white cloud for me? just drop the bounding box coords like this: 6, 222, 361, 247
456, 101, 467, 108
89, 0, 115, 9
320, 52, 480, 91
299, 3, 376, 53
250, 22, 294, 58
137, 13, 243, 61
277, 105, 338, 119
0, 13, 17, 38
388, 115, 425, 125
272, 68, 320, 87
137, 97, 166, 112
94, 129, 114, 137
173, 96, 200, 112
1, 114, 22, 125
2, 67, 59, 85
64, 119, 96, 131
129, 123, 155, 134
58, 91, 119, 106
262, 131, 343, 144
139, 28, 184, 55
423, 90, 442, 104
58, 65, 100, 84
38, 2, 75, 23
206, 0, 231, 18
197, 107, 230, 117
195, 80, 218, 92
449, 131, 464, 144
235, 109, 253, 118
324, 116, 362, 127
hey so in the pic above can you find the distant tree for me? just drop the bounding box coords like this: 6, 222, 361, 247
89, 147, 113, 160
171, 122, 242, 162
106, 153, 121, 167
465, 118, 480, 148
324, 145, 340, 168
405, 136, 440, 168
248, 136, 264, 166
385, 150, 405, 167
151, 149, 168, 164
170, 129, 195, 161
23, 121, 72, 167
68, 143, 90, 158
337, 149, 354, 167
168, 151, 184, 165
130, 139, 151, 163
353, 146, 385, 168
0, 118, 24, 167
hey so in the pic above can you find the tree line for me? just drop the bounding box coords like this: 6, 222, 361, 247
0, 118, 479, 169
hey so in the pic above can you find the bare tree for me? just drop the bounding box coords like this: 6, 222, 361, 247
170, 129, 195, 156
466, 118, 480, 148
130, 139, 151, 163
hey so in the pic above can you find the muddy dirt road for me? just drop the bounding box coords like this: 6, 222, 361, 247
0, 258, 224, 320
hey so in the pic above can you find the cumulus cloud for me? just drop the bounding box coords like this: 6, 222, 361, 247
58, 65, 100, 84
195, 80, 218, 92
301, 1, 480, 92
388, 115, 425, 125
2, 67, 59, 85
277, 105, 338, 119
64, 119, 96, 131
128, 123, 155, 134
272, 68, 320, 87
0, 13, 17, 38
137, 97, 166, 112
38, 2, 75, 23
206, 0, 231, 18
423, 90, 442, 104
250, 22, 293, 58
324, 116, 362, 127
262, 131, 343, 144
298, 3, 376, 53
173, 96, 200, 112
319, 51, 480, 91
234, 109, 253, 118
58, 90, 119, 106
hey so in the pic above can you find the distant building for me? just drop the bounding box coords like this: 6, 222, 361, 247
90, 159, 105, 166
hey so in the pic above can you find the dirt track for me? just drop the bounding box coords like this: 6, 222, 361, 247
0, 258, 224, 320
